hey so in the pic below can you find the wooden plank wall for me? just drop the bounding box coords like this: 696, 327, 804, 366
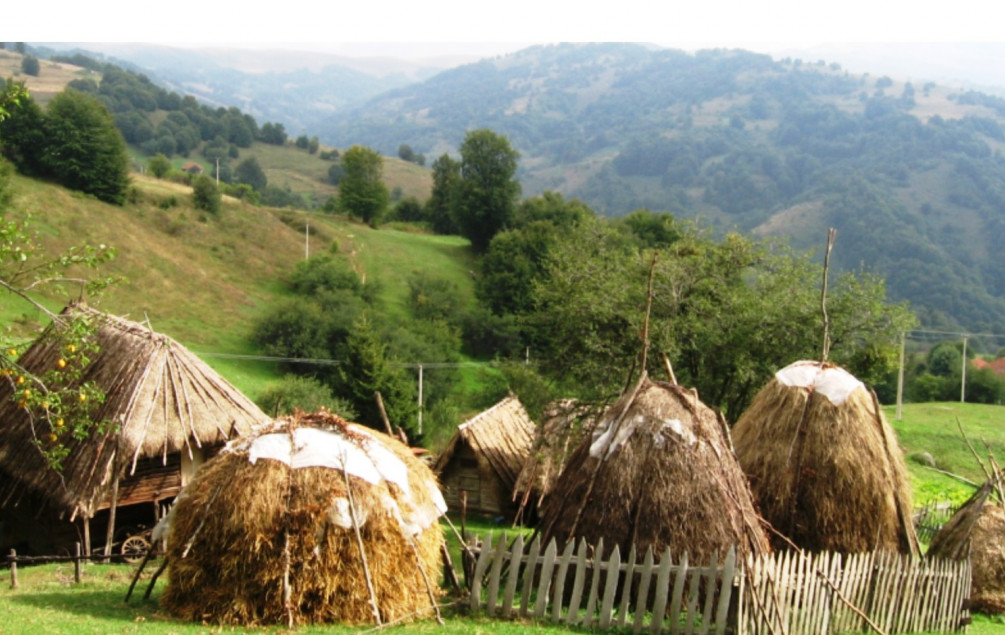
466, 534, 971, 635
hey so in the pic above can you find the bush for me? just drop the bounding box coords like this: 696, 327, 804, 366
191, 174, 221, 214
256, 374, 357, 419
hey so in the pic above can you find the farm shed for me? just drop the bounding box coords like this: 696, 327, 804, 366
732, 360, 920, 555
0, 303, 269, 556
160, 410, 446, 626
433, 395, 535, 519
539, 373, 771, 563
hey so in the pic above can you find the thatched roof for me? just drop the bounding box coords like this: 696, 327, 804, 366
512, 399, 602, 515
539, 374, 771, 562
433, 394, 535, 492
161, 410, 446, 626
0, 304, 269, 519
732, 360, 919, 555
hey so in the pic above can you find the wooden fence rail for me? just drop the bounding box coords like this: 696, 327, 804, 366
466, 534, 971, 635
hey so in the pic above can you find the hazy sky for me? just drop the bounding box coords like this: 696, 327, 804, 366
14, 0, 1004, 60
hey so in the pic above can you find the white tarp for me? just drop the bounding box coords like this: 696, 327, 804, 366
775, 360, 864, 406
236, 425, 446, 535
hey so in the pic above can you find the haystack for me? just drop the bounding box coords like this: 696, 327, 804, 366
928, 480, 1005, 614
732, 360, 919, 555
160, 410, 446, 627
539, 374, 770, 562
512, 399, 601, 522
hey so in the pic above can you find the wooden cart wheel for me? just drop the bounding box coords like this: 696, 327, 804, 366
121, 535, 151, 564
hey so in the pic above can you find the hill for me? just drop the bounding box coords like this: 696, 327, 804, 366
315, 43, 1005, 333
0, 170, 472, 407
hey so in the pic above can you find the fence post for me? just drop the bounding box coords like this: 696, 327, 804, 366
8, 549, 17, 589
74, 542, 82, 583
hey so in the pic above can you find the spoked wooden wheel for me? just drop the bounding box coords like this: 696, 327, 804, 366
121, 535, 151, 564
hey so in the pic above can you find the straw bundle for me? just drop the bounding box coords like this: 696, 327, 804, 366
732, 360, 919, 555
928, 480, 1005, 614
539, 375, 770, 562
161, 410, 446, 626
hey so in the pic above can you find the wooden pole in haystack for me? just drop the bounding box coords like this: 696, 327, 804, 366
342, 456, 382, 626
820, 228, 837, 363
639, 251, 658, 376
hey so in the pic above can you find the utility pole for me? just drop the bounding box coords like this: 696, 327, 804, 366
896, 331, 905, 420
305, 221, 309, 260
416, 364, 423, 435
961, 336, 968, 403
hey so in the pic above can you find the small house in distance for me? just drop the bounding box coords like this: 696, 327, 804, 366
433, 395, 535, 520
0, 304, 270, 556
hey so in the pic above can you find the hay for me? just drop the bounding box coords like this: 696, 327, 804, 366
732, 360, 919, 555
160, 410, 446, 626
928, 480, 1005, 614
539, 375, 770, 562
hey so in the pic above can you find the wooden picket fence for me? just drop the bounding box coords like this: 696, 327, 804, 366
466, 533, 972, 635
468, 532, 739, 635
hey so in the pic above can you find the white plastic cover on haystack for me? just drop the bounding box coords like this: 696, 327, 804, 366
775, 360, 865, 406
237, 425, 447, 536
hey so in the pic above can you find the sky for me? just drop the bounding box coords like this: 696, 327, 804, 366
10, 0, 1005, 60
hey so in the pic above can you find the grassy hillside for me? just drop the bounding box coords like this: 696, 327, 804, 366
0, 171, 474, 407
887, 401, 1005, 506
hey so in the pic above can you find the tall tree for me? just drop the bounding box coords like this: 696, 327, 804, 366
452, 129, 521, 252
42, 89, 131, 205
235, 156, 267, 192
426, 153, 460, 235
338, 145, 389, 227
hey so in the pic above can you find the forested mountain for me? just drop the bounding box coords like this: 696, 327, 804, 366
318, 43, 1005, 333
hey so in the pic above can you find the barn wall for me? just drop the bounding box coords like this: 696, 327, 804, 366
438, 441, 516, 518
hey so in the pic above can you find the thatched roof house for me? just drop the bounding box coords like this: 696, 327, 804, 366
0, 304, 269, 554
732, 360, 919, 555
512, 399, 601, 522
539, 374, 771, 562
433, 395, 535, 519
928, 479, 1004, 613
161, 410, 446, 626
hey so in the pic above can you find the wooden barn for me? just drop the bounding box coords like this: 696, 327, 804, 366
433, 395, 535, 520
0, 304, 269, 557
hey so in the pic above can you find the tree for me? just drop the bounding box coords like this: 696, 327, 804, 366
0, 83, 118, 470
398, 144, 415, 162
147, 153, 171, 178
332, 315, 417, 434
453, 129, 521, 252
41, 89, 131, 205
425, 153, 460, 235
235, 156, 267, 192
20, 55, 39, 77
191, 174, 221, 214
338, 145, 388, 226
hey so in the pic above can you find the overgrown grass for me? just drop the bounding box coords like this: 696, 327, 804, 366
886, 401, 1005, 507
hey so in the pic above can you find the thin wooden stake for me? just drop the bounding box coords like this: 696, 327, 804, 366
820, 228, 836, 363
640, 251, 658, 374
343, 461, 382, 626
74, 542, 81, 583
374, 391, 393, 436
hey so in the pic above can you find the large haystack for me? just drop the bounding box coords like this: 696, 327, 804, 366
539, 374, 770, 562
732, 360, 919, 555
160, 410, 446, 627
928, 480, 1005, 614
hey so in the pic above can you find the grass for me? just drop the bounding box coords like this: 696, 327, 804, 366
886, 401, 1005, 507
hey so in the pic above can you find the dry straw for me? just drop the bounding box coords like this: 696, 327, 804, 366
539, 373, 770, 563
732, 360, 919, 555
160, 410, 446, 626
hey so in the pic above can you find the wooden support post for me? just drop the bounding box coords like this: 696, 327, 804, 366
9, 549, 17, 589
82, 515, 91, 558
374, 391, 393, 436
74, 542, 82, 583
104, 469, 121, 560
